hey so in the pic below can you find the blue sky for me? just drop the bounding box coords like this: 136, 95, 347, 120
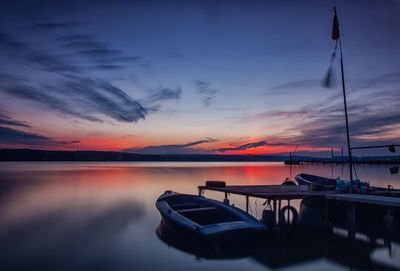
0, 0, 399, 156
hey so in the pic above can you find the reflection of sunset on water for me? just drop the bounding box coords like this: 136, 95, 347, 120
0, 162, 399, 271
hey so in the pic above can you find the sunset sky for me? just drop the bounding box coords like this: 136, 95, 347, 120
0, 0, 399, 156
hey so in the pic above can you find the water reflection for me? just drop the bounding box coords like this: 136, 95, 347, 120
0, 162, 399, 271
157, 201, 400, 271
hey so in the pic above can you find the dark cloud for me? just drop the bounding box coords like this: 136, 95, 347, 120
268, 96, 400, 149
32, 22, 78, 30
1, 30, 141, 74
194, 80, 218, 106
95, 64, 123, 70
351, 72, 400, 92
0, 124, 82, 148
125, 138, 216, 154
58, 140, 80, 144
75, 49, 121, 58
0, 73, 147, 123
25, 51, 81, 73
273, 79, 320, 90
55, 34, 94, 43
59, 41, 108, 50
0, 30, 27, 52
0, 72, 28, 85
216, 140, 273, 153
0, 111, 30, 128
146, 87, 182, 103
0, 29, 151, 125
0, 126, 49, 144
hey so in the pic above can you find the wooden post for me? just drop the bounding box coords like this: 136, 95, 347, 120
348, 203, 356, 239
273, 200, 277, 226
324, 198, 329, 228
198, 187, 202, 196
223, 192, 229, 205
287, 200, 291, 224
278, 200, 282, 225
246, 196, 249, 213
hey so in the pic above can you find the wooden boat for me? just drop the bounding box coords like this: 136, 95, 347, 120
156, 191, 267, 242
295, 173, 336, 188
295, 173, 400, 196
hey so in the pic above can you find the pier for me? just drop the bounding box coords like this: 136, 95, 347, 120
198, 183, 400, 228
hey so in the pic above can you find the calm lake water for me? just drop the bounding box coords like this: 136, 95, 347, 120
0, 162, 399, 271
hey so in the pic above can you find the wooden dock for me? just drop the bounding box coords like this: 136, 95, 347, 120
198, 184, 328, 200
198, 184, 400, 221
198, 184, 400, 204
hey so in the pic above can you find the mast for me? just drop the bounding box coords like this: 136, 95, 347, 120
334, 6, 354, 192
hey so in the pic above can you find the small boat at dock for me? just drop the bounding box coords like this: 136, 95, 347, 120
295, 173, 400, 196
156, 191, 267, 242
295, 173, 336, 188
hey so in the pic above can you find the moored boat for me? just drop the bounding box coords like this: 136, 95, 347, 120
295, 173, 400, 196
295, 173, 336, 188
156, 191, 267, 243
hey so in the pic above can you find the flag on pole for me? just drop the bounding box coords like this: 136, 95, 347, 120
323, 7, 340, 88
331, 8, 339, 40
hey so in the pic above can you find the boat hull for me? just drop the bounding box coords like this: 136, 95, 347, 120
156, 191, 267, 243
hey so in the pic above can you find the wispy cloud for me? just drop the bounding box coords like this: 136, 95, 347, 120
351, 71, 400, 92
125, 138, 216, 154
0, 73, 147, 123
145, 87, 182, 103
216, 140, 282, 153
32, 22, 79, 30
0, 111, 30, 128
194, 79, 218, 106
0, 126, 50, 145
273, 79, 320, 90
0, 124, 81, 148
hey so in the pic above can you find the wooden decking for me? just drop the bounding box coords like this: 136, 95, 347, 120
198, 184, 400, 207
198, 185, 329, 200
326, 193, 400, 207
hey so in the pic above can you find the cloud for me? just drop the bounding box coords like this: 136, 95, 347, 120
25, 51, 81, 73
0, 73, 148, 123
145, 87, 182, 103
125, 138, 216, 154
55, 33, 143, 69
194, 80, 218, 106
216, 140, 272, 152
32, 22, 78, 30
1, 30, 142, 74
273, 79, 320, 90
75, 49, 121, 58
0, 111, 30, 128
58, 140, 81, 144
267, 92, 400, 149
0, 126, 49, 145
0, 124, 83, 148
351, 71, 400, 92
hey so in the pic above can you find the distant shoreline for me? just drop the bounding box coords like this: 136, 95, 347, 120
1, 149, 399, 164
0, 149, 287, 162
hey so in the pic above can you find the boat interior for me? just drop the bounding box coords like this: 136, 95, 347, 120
166, 195, 241, 226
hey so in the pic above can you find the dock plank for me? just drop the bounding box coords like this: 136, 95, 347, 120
198, 185, 328, 200
199, 184, 400, 207
326, 194, 400, 207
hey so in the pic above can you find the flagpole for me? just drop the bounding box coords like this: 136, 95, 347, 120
335, 7, 354, 192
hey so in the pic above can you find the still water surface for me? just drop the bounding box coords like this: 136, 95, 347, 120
0, 162, 399, 270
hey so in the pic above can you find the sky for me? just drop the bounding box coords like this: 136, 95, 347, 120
0, 0, 399, 156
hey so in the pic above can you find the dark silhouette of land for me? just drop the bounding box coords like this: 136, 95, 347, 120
0, 149, 287, 162
1, 149, 399, 164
